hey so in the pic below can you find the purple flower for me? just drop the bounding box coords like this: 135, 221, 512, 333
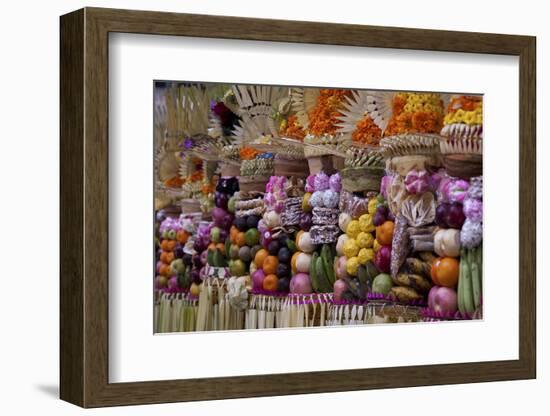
444, 179, 470, 203
329, 173, 342, 193
314, 172, 330, 192
184, 137, 194, 150
463, 198, 483, 222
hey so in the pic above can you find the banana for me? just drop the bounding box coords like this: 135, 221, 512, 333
390, 286, 422, 303
418, 251, 438, 265
405, 258, 431, 278
322, 254, 335, 286
316, 256, 332, 292
395, 273, 432, 293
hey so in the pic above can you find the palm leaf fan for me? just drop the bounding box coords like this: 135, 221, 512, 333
154, 87, 168, 155
154, 146, 181, 184
231, 85, 288, 142
177, 85, 211, 138
290, 87, 320, 130
336, 90, 373, 135
362, 90, 394, 133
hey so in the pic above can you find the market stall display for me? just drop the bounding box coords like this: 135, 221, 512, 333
153, 82, 484, 332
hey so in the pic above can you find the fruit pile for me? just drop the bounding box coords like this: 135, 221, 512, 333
227, 212, 261, 279
202, 177, 239, 275
334, 194, 391, 302
155, 215, 199, 294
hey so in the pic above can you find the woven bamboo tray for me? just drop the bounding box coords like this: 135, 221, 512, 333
341, 166, 385, 192
274, 156, 310, 177
442, 154, 482, 179
239, 175, 270, 192
180, 198, 201, 214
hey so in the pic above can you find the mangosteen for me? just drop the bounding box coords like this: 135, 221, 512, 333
277, 277, 290, 293
267, 240, 280, 256
276, 263, 291, 278
234, 216, 248, 232
182, 253, 193, 266
246, 215, 260, 229
277, 247, 291, 264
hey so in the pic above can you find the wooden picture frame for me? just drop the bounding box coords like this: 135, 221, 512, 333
60, 7, 536, 408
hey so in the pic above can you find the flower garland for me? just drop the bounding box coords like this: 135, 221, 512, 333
279, 114, 306, 141
384, 92, 444, 137
308, 89, 351, 136
239, 146, 260, 160
352, 114, 382, 145
443, 96, 482, 126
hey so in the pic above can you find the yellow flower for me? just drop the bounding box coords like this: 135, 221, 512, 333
464, 112, 476, 125
343, 238, 359, 258
346, 220, 361, 238
346, 256, 359, 276
356, 232, 374, 249
475, 114, 483, 124
367, 198, 378, 214
359, 214, 375, 233
403, 103, 413, 113
357, 248, 375, 265
373, 239, 382, 252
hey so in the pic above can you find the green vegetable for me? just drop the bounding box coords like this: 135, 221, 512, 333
310, 252, 319, 293
457, 249, 466, 314
463, 248, 475, 314
471, 246, 482, 309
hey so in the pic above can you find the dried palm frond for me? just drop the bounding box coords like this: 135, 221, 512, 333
231, 85, 289, 142
337, 89, 392, 135
290, 87, 320, 130
380, 134, 441, 158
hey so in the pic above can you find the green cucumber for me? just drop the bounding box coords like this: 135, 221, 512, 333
471, 247, 482, 309
310, 252, 319, 292
457, 249, 466, 314
463, 249, 475, 314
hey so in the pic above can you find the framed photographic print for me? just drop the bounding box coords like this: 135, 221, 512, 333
60, 7, 536, 408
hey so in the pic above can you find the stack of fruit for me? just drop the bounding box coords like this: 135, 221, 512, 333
203, 177, 238, 276
251, 233, 296, 294
332, 196, 383, 302
227, 213, 261, 278
155, 216, 194, 292
286, 231, 316, 294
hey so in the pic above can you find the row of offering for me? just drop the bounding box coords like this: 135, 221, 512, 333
154, 84, 483, 331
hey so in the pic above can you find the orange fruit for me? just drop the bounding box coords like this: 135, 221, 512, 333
167, 240, 177, 252
159, 264, 171, 277
254, 249, 269, 268
263, 274, 279, 291
216, 243, 226, 256
160, 240, 171, 251
431, 258, 441, 285
375, 221, 395, 246
160, 251, 169, 264
236, 232, 247, 247
176, 230, 189, 244
291, 251, 301, 273
262, 256, 279, 275
230, 226, 239, 243
434, 257, 459, 287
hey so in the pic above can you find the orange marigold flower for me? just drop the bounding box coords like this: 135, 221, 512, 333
280, 114, 306, 141
352, 116, 382, 145
308, 89, 352, 136
239, 146, 260, 160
